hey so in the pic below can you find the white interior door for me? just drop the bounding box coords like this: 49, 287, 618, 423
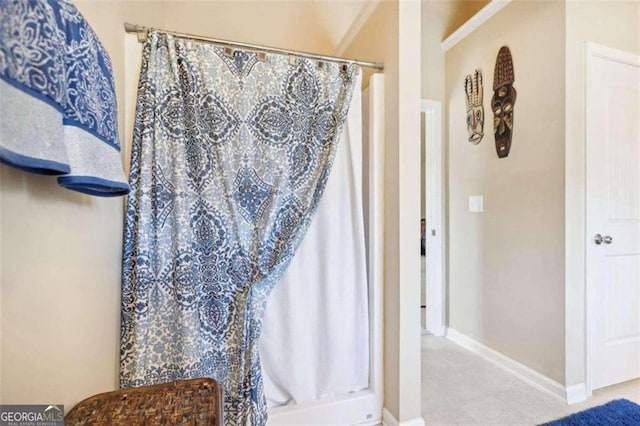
421, 100, 445, 337
586, 44, 640, 391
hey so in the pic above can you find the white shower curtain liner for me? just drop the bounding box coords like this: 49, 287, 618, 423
260, 72, 369, 408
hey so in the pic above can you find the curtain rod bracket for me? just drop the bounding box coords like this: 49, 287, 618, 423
137, 29, 148, 43
125, 22, 148, 43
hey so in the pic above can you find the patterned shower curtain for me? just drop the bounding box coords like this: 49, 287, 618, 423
120, 32, 356, 425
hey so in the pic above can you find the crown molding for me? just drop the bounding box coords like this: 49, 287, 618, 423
334, 0, 381, 56
442, 0, 513, 52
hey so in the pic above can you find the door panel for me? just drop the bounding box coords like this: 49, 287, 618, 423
587, 48, 640, 391
607, 87, 640, 221
604, 256, 639, 342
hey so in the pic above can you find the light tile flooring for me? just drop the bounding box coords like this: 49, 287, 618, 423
421, 335, 640, 425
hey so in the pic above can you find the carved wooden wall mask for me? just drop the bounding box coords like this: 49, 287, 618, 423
464, 69, 484, 145
492, 46, 516, 158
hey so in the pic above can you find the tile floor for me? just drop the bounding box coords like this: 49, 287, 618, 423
421, 335, 640, 425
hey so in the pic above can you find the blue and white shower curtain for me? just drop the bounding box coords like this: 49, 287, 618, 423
121, 31, 356, 425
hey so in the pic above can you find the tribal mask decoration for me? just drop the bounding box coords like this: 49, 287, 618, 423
492, 46, 516, 158
464, 69, 484, 144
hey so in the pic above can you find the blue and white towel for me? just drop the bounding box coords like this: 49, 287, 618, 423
0, 0, 129, 196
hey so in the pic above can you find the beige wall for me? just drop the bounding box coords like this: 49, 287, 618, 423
0, 0, 378, 410
421, 0, 489, 220
344, 2, 402, 417
564, 0, 640, 387
161, 1, 366, 56
0, 1, 163, 408
445, 0, 566, 383
344, 0, 423, 421
421, 4, 446, 102
421, 0, 489, 101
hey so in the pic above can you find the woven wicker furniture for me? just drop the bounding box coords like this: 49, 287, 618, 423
65, 378, 223, 425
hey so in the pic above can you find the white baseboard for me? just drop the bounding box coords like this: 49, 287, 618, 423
429, 324, 447, 337
445, 328, 569, 403
381, 408, 425, 426
565, 383, 588, 405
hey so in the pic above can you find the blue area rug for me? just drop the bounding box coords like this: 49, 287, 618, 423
541, 399, 640, 426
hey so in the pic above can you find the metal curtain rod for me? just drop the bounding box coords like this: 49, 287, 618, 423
124, 22, 384, 71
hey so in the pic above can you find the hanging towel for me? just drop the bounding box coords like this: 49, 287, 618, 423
0, 0, 129, 196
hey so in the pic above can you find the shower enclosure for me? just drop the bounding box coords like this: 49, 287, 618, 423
266, 74, 385, 425
123, 34, 385, 426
